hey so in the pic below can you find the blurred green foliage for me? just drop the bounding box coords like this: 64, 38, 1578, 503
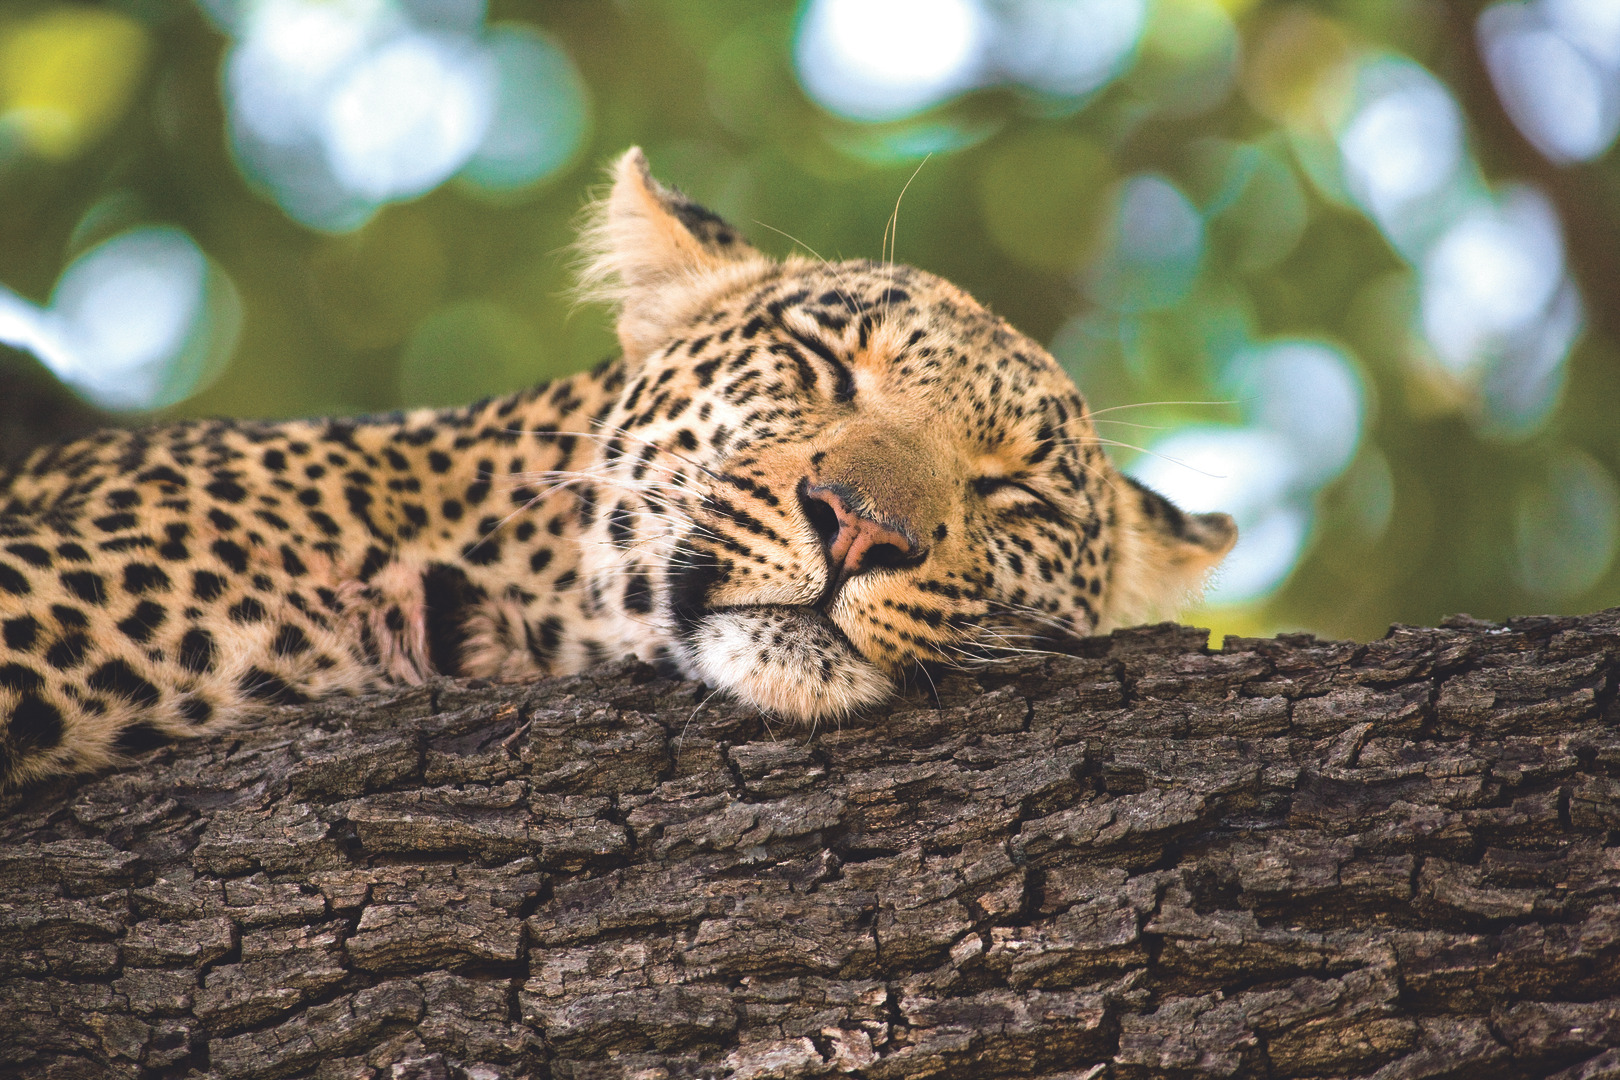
3, 0, 1620, 643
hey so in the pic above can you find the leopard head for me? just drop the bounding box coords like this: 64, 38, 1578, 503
576, 149, 1236, 722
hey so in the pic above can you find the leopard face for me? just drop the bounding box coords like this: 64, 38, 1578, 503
560, 151, 1237, 722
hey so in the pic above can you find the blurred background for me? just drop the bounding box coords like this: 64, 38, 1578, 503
2, 0, 1618, 643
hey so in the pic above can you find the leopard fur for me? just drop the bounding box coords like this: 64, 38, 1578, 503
0, 149, 1235, 787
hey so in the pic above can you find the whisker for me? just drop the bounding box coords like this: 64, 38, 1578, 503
1083, 400, 1236, 417
678, 687, 727, 758
883, 153, 931, 267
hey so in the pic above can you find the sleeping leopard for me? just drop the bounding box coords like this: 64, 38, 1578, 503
0, 149, 1236, 788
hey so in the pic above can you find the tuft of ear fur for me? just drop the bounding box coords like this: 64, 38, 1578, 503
1101, 477, 1238, 631
578, 147, 768, 361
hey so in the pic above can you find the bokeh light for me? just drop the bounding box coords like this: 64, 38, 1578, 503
1127, 341, 1365, 606
1338, 65, 1463, 253
795, 0, 986, 122
793, 0, 1146, 122
988, 0, 1147, 99
1480, 0, 1620, 164
213, 0, 589, 230
1088, 174, 1204, 311
1332, 54, 1582, 438
0, 227, 240, 411
0, 7, 149, 161
1515, 450, 1620, 599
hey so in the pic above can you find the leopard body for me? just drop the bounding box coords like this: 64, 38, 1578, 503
0, 150, 1235, 786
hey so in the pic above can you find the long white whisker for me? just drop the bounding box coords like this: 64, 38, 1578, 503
883, 153, 931, 267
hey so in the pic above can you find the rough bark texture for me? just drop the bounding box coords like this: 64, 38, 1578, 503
5, 609, 1620, 1079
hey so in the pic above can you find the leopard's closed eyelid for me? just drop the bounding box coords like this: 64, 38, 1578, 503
785, 328, 856, 402
974, 474, 1063, 511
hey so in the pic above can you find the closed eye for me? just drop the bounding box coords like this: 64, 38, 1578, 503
786, 328, 856, 402
973, 476, 1052, 505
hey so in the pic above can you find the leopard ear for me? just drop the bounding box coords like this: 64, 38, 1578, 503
1102, 477, 1238, 630
580, 147, 766, 361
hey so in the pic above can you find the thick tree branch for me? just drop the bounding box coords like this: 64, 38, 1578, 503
4, 609, 1620, 1079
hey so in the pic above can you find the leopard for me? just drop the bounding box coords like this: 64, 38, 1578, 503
0, 148, 1236, 788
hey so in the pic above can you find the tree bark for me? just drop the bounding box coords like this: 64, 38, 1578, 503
4, 609, 1620, 1079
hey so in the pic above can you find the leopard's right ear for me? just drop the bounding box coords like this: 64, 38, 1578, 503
1101, 476, 1238, 631
579, 148, 767, 361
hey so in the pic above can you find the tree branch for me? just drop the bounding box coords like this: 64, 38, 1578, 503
4, 608, 1620, 1079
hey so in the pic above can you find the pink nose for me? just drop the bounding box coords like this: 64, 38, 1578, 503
801, 482, 916, 579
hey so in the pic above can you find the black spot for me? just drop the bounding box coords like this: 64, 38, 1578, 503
462, 528, 501, 567
117, 601, 167, 645
608, 504, 634, 545
87, 660, 161, 707
3, 616, 39, 651
11, 693, 64, 752
281, 545, 307, 576
51, 605, 88, 629
359, 546, 389, 582
667, 541, 721, 635
441, 499, 463, 521
92, 512, 137, 532
623, 571, 653, 614
272, 624, 311, 657
262, 449, 287, 471
529, 548, 553, 574
178, 628, 216, 674
344, 485, 372, 520
298, 488, 322, 506
428, 450, 451, 473
309, 510, 341, 536
60, 571, 106, 605
122, 563, 171, 595
45, 633, 90, 669
422, 563, 483, 676
229, 597, 267, 624
212, 539, 250, 573
192, 570, 226, 602
4, 543, 51, 568
525, 615, 564, 665
56, 542, 90, 562
206, 477, 247, 503
112, 722, 173, 755
0, 663, 45, 692
0, 561, 29, 596
158, 523, 189, 560
100, 536, 154, 554
238, 668, 306, 705
136, 465, 188, 488
934, 523, 948, 541
106, 489, 141, 509
208, 508, 240, 532
178, 697, 213, 725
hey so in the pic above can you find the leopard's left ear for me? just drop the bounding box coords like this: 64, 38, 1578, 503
580, 147, 767, 361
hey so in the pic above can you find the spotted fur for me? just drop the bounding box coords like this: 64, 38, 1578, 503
0, 149, 1235, 787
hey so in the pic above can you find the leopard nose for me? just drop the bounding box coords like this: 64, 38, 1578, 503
800, 481, 920, 581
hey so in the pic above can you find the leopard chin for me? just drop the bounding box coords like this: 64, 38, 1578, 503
678, 606, 893, 723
